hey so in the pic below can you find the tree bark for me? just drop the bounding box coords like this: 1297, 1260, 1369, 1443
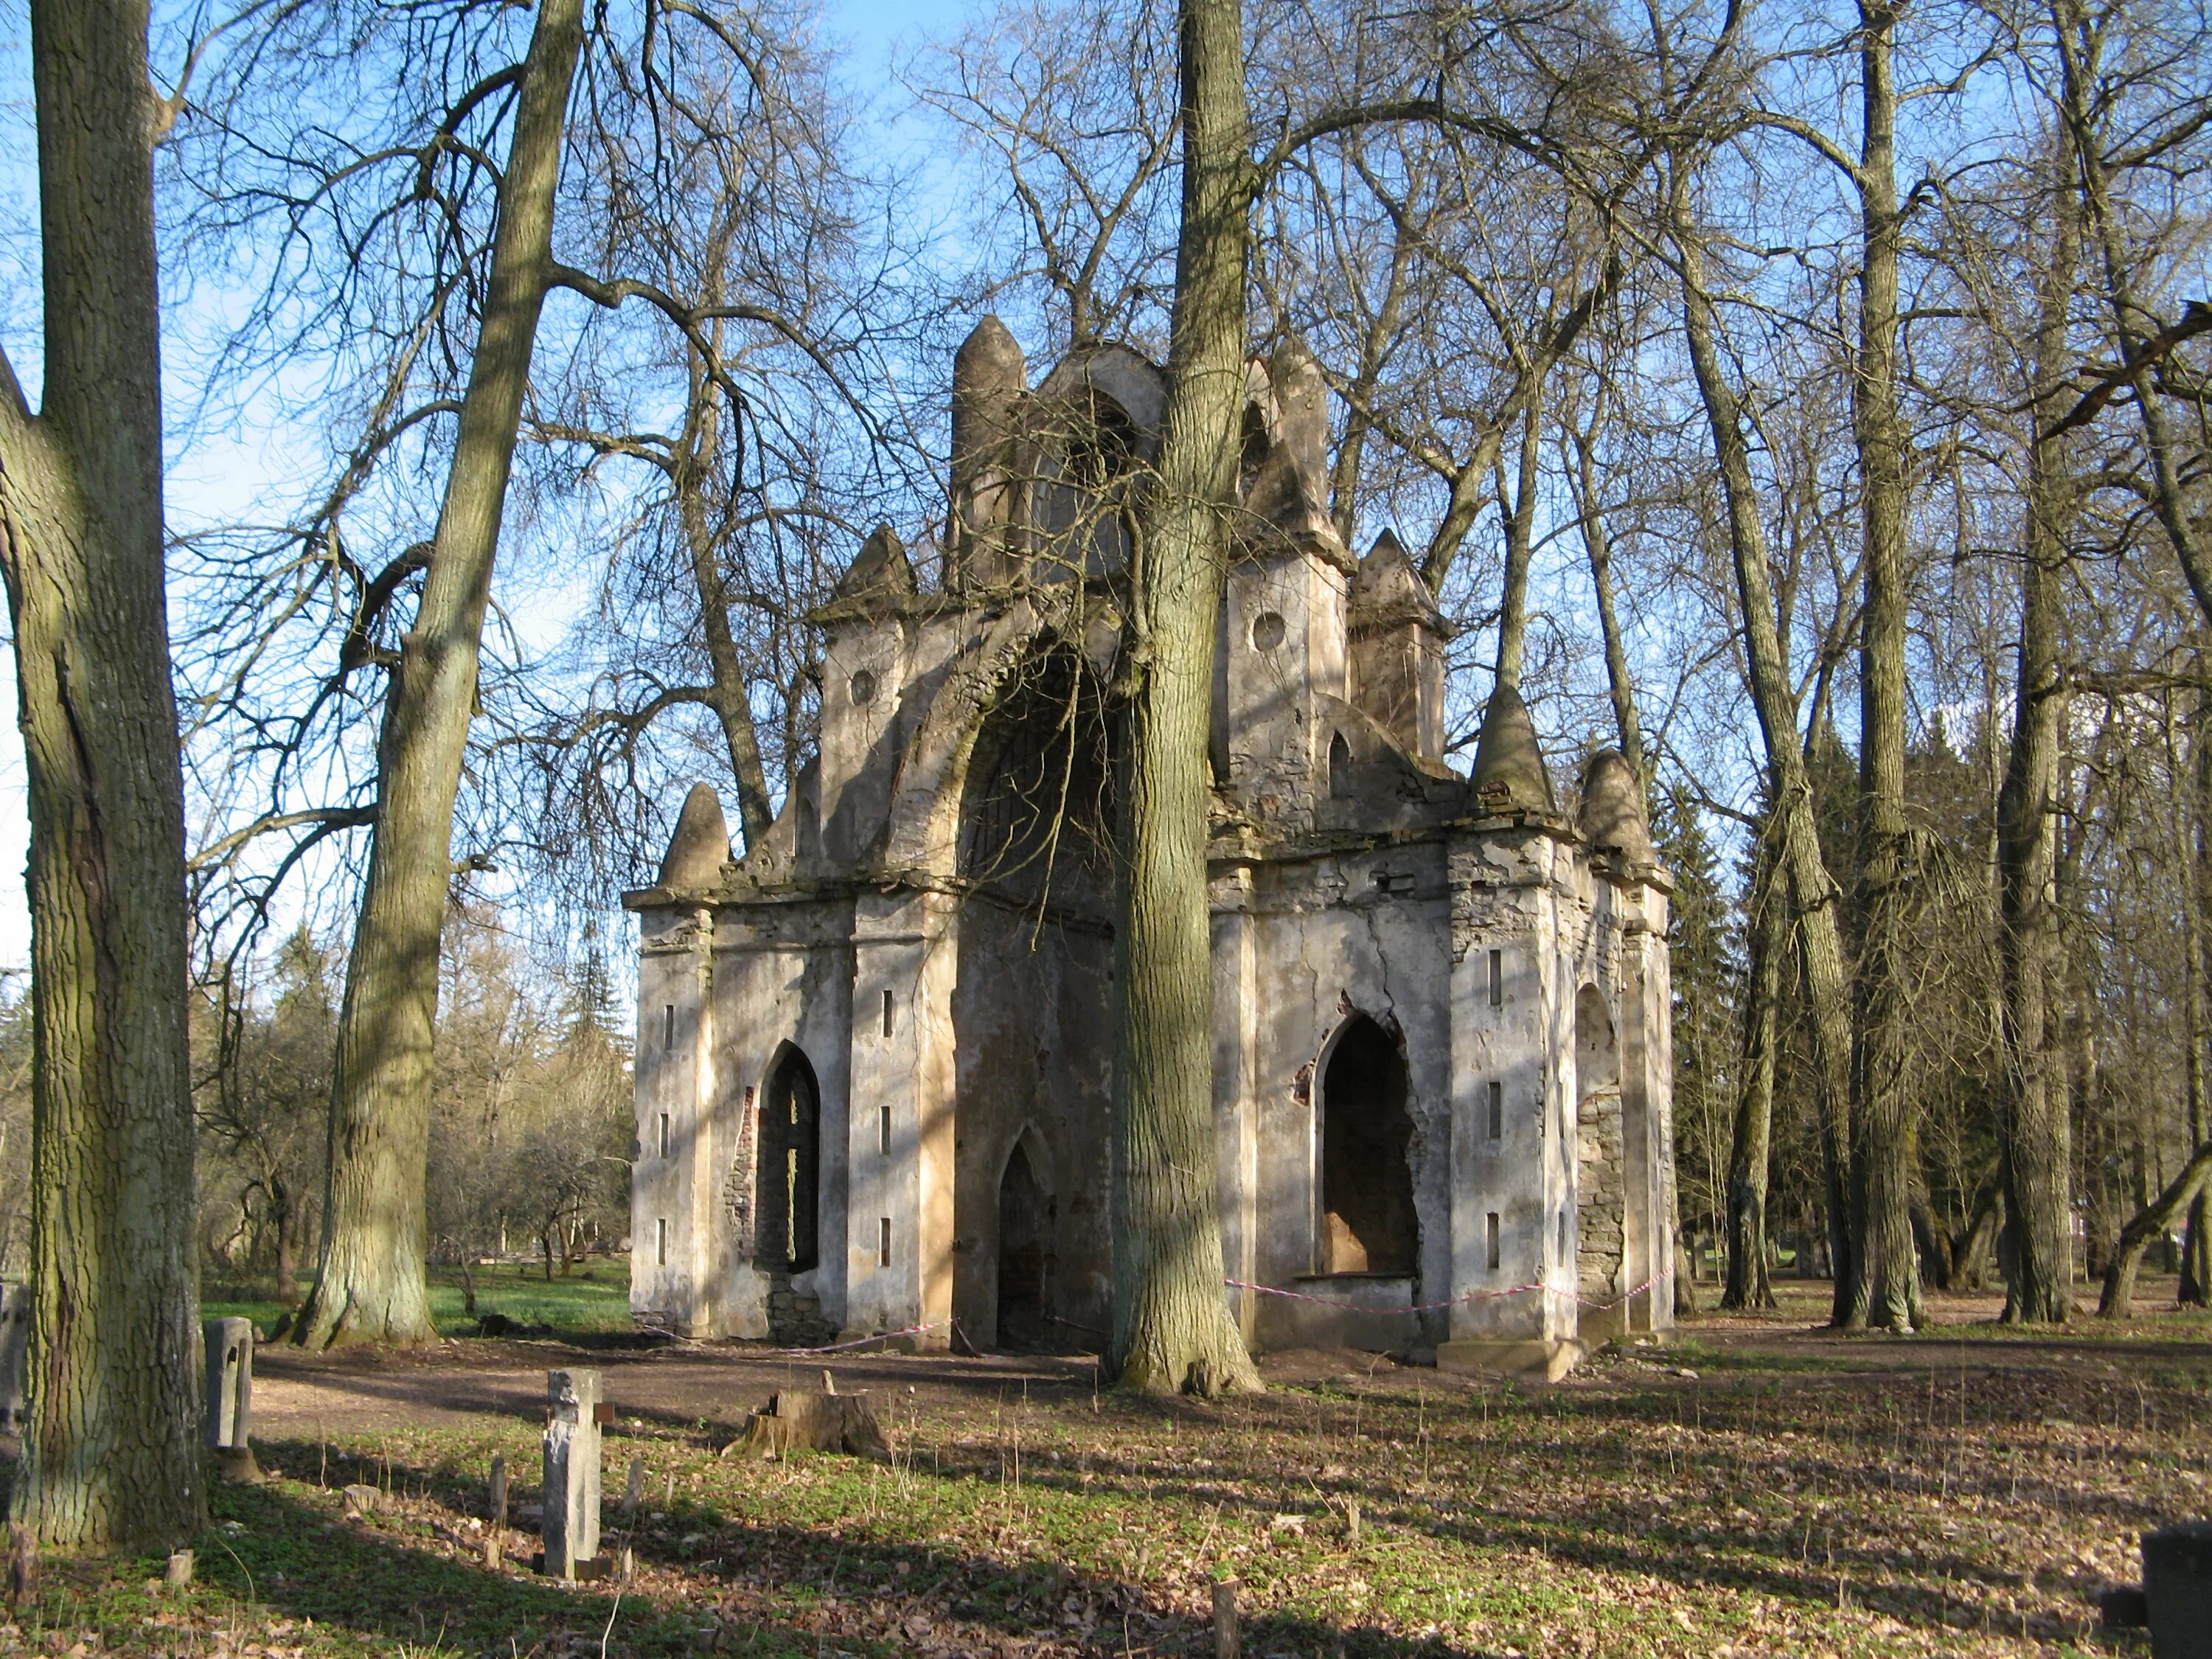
2184, 688, 2212, 1307
2099, 1141, 2212, 1317
272, 1172, 301, 1305
1492, 400, 1543, 689
1569, 412, 1644, 770
1993, 155, 2078, 1325
1672, 180, 1857, 1324
1722, 830, 1781, 1310
0, 0, 203, 1550
296, 0, 585, 1348
1107, 0, 1261, 1397
673, 370, 774, 849
1841, 0, 1921, 1333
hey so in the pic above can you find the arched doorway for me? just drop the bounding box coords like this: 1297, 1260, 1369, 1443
759, 1045, 820, 1274
1319, 1016, 1417, 1274
995, 1135, 1055, 1349
1575, 987, 1625, 1326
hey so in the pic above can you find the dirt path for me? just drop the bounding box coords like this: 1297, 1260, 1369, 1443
250, 1279, 2212, 1441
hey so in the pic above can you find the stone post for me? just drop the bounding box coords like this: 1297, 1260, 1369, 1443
541, 1368, 603, 1579
2144, 1522, 2212, 1659
0, 1286, 28, 1433
203, 1317, 260, 1481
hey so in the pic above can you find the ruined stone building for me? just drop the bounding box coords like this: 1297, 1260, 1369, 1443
627, 319, 1677, 1377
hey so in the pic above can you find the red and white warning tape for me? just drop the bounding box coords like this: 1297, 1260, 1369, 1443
1225, 1273, 1661, 1315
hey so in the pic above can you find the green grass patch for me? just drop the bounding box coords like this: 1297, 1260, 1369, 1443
203, 1257, 636, 1340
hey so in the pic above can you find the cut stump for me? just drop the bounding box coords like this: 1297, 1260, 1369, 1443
722, 1391, 889, 1460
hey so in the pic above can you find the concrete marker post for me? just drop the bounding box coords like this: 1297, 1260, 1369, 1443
542, 1369, 605, 1579
203, 1317, 261, 1482
1212, 1579, 1239, 1659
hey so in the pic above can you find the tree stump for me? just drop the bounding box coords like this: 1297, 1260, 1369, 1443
721, 1391, 889, 1460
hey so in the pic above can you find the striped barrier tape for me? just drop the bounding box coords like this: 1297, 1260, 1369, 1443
1225, 1273, 1662, 1316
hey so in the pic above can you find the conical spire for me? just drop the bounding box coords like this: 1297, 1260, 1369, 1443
1351, 529, 1442, 627
657, 783, 730, 890
1576, 748, 1653, 860
1469, 684, 1555, 813
831, 524, 915, 604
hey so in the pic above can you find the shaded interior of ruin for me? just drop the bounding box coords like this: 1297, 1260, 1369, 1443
953, 643, 1119, 1349
1319, 1015, 1418, 1276
758, 1043, 821, 1274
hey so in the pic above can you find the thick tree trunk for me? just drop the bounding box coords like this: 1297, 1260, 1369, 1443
1722, 833, 1781, 1310
297, 0, 585, 1348
0, 0, 202, 1550
1843, 1, 1921, 1333
1107, 0, 1261, 1397
1994, 160, 2077, 1324
2184, 693, 2212, 1307
1673, 188, 1857, 1323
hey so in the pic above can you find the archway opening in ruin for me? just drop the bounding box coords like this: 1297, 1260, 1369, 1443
759, 1043, 821, 1274
959, 642, 1118, 917
1575, 986, 1624, 1326
995, 1135, 1055, 1349
1319, 1015, 1417, 1275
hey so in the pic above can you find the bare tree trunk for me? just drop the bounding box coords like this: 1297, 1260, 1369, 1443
297, 0, 585, 1349
1107, 0, 1261, 1397
1994, 159, 2076, 1325
2185, 688, 2212, 1307
1569, 411, 1644, 770
1722, 830, 1781, 1310
1843, 0, 1921, 1333
2100, 1143, 2212, 1317
673, 378, 773, 848
0, 0, 202, 1550
1951, 1176, 2000, 1290
1672, 180, 1857, 1324
273, 1173, 301, 1305
1493, 400, 1543, 689
2053, 0, 2212, 631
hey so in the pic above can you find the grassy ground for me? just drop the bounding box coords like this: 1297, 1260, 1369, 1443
2, 1284, 2206, 1658
202, 1259, 636, 1340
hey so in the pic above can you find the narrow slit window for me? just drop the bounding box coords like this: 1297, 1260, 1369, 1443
882, 988, 895, 1038
880, 1105, 892, 1155
879, 1217, 891, 1268
1486, 1080, 1502, 1141
663, 1004, 676, 1049
655, 1218, 669, 1267
1487, 950, 1503, 1007
1485, 1211, 1500, 1272
657, 1113, 670, 1158
1558, 1211, 1570, 1259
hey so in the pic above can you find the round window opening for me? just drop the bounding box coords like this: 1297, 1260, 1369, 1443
1251, 611, 1287, 651
850, 669, 877, 706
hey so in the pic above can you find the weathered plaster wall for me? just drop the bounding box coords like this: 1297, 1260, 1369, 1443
1230, 842, 1453, 1352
